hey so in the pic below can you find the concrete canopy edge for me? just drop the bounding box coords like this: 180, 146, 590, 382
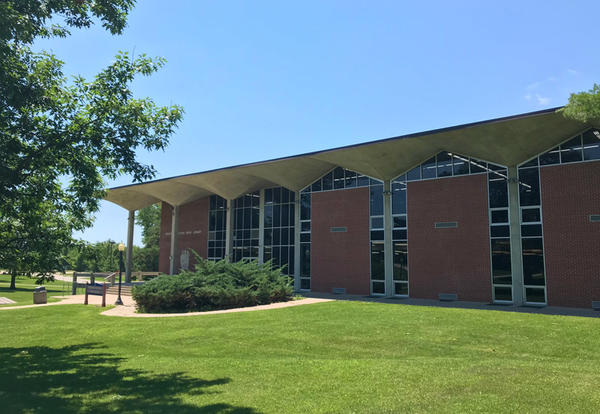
104, 108, 589, 211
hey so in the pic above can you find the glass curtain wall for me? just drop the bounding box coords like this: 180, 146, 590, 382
263, 187, 295, 275
517, 163, 546, 304
391, 175, 408, 295
299, 192, 311, 289
487, 165, 512, 302
535, 128, 600, 166
208, 195, 227, 261
232, 191, 260, 261
370, 174, 409, 296
369, 179, 384, 294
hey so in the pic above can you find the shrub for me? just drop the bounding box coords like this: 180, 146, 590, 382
132, 254, 293, 313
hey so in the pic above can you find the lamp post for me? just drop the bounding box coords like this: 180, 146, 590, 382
115, 242, 125, 305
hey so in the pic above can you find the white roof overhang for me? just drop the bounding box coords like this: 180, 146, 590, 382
104, 107, 590, 210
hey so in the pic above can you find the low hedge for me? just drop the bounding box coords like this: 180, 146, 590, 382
132, 256, 293, 313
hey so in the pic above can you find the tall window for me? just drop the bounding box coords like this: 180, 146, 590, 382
208, 195, 227, 261
391, 175, 408, 296
487, 165, 512, 302
263, 187, 295, 275
299, 192, 311, 289
517, 162, 546, 304
232, 192, 260, 261
369, 179, 385, 294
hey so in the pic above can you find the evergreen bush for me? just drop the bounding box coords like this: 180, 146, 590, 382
132, 254, 293, 313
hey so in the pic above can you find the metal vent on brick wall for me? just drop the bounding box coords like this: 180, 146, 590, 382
590, 215, 600, 223
439, 293, 458, 301
332, 287, 346, 294
330, 226, 347, 232
435, 222, 458, 229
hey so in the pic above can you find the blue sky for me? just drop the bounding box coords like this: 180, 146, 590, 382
36, 0, 600, 246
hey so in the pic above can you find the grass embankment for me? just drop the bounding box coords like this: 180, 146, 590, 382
1, 301, 599, 413
0, 274, 75, 306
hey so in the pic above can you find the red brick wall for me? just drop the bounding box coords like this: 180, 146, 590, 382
311, 187, 371, 295
541, 161, 600, 308
159, 198, 209, 274
407, 174, 492, 301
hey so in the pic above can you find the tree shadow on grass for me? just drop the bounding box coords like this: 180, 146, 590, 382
0, 286, 34, 293
0, 343, 260, 413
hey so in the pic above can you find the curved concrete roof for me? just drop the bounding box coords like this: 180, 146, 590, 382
104, 107, 588, 210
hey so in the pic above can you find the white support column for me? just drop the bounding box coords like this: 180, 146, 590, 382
225, 199, 234, 261
169, 205, 180, 275
508, 166, 524, 305
383, 180, 394, 297
258, 189, 265, 264
125, 210, 135, 283
294, 191, 301, 291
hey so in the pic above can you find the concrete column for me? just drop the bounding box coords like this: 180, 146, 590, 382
225, 199, 234, 261
383, 180, 394, 297
169, 205, 180, 275
125, 210, 135, 283
258, 189, 265, 263
508, 166, 524, 305
293, 191, 301, 291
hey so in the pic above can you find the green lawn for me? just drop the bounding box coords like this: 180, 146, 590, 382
1, 301, 599, 413
0, 274, 75, 306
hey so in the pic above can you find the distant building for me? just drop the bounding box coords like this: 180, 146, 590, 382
106, 107, 600, 308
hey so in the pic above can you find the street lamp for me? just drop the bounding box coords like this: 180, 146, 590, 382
115, 242, 125, 305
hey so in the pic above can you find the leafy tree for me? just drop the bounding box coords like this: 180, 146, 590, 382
133, 245, 159, 272
1, 201, 72, 288
0, 1, 183, 287
74, 252, 87, 272
560, 84, 600, 122
130, 203, 161, 272
67, 239, 120, 273
136, 204, 161, 249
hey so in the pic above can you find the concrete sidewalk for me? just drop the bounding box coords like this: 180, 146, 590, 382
0, 293, 332, 318
101, 297, 332, 318
0, 293, 135, 311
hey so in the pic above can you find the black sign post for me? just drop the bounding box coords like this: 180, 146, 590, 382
85, 283, 107, 307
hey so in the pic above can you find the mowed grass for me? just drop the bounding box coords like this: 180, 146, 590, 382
1, 301, 599, 413
0, 274, 74, 306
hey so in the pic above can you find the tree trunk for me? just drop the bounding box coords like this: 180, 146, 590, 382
9, 268, 16, 290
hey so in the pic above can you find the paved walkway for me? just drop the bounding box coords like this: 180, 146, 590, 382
52, 274, 74, 282
53, 273, 90, 282
0, 293, 136, 311
0, 293, 332, 318
101, 297, 332, 318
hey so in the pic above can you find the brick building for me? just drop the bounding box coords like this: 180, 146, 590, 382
106, 108, 600, 308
